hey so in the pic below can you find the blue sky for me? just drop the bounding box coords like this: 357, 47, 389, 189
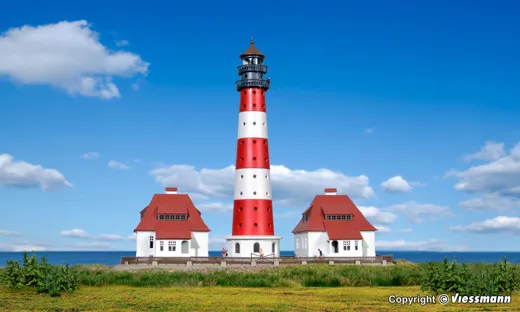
1, 0, 519, 252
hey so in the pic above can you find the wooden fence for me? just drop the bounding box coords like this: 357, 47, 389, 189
120, 254, 393, 265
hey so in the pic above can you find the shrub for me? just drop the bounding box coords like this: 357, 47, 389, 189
1, 251, 80, 297
421, 257, 519, 296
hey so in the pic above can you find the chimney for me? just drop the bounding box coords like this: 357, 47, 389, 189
165, 187, 178, 194
324, 188, 337, 195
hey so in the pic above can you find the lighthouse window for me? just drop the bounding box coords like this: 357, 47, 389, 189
253, 207, 257, 211
272, 242, 275, 253
268, 223, 271, 227
253, 191, 257, 195
265, 175, 268, 179
253, 157, 257, 160
240, 192, 243, 195
254, 223, 258, 227
253, 174, 257, 178
243, 122, 246, 126
253, 121, 256, 125
235, 243, 240, 254
241, 175, 243, 179
253, 242, 260, 253
253, 140, 256, 144
266, 192, 269, 196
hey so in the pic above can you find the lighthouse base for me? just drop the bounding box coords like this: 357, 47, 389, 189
225, 235, 282, 258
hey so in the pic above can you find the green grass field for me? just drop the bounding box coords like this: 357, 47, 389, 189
0, 285, 517, 311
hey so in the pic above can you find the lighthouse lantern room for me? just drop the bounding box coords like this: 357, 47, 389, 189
226, 40, 282, 258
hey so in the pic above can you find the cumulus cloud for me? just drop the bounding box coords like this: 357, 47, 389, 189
458, 193, 520, 211
358, 206, 398, 225
115, 40, 129, 47
398, 228, 413, 233
108, 160, 129, 170
447, 142, 520, 195
375, 225, 391, 233
150, 164, 374, 207
0, 229, 20, 236
80, 152, 100, 159
463, 141, 505, 162
451, 216, 520, 235
376, 239, 468, 251
386, 201, 452, 223
60, 228, 129, 241
380, 176, 412, 193
208, 235, 227, 249
197, 202, 233, 213
0, 20, 149, 99
0, 154, 72, 191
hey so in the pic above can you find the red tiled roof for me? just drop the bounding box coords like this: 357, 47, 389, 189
292, 193, 376, 240
155, 221, 192, 240
134, 191, 210, 239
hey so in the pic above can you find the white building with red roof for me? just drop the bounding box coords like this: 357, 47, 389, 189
292, 188, 377, 257
134, 187, 211, 257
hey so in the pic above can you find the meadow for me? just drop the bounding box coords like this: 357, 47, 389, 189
0, 253, 519, 311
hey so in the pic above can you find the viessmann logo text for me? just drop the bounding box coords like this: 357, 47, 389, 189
449, 293, 511, 304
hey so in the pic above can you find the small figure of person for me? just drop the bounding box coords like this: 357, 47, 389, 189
267, 76, 271, 83
222, 247, 228, 257
260, 248, 264, 259
318, 248, 323, 258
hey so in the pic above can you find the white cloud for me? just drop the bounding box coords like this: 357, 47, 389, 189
60, 228, 128, 241
276, 211, 300, 220
398, 228, 413, 233
463, 141, 505, 162
458, 193, 520, 211
0, 21, 149, 99
381, 176, 412, 193
376, 239, 468, 251
0, 229, 20, 236
375, 225, 391, 233
197, 202, 233, 213
0, 241, 51, 252
358, 206, 398, 225
208, 235, 227, 249
80, 152, 100, 159
115, 40, 129, 47
72, 242, 112, 249
448, 142, 520, 195
386, 201, 452, 223
127, 233, 136, 240
451, 216, 520, 235
150, 164, 374, 207
0, 154, 72, 191
108, 160, 129, 170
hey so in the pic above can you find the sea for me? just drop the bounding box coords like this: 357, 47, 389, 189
0, 251, 519, 266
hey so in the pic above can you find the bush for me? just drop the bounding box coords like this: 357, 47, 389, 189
1, 252, 79, 297
421, 257, 519, 296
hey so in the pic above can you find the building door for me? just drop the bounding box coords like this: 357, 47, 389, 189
331, 241, 339, 253
254, 242, 260, 253
181, 241, 189, 254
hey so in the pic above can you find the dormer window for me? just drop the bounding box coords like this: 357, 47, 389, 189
325, 214, 353, 220
302, 213, 308, 224
158, 214, 187, 220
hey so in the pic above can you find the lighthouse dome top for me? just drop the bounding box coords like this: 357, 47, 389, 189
240, 38, 265, 59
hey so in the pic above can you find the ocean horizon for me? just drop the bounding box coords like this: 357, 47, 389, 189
1, 250, 519, 267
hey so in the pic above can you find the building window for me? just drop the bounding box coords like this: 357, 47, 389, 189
159, 215, 165, 220
355, 241, 358, 251
159, 214, 188, 220
149, 236, 154, 248
303, 237, 307, 249
160, 241, 164, 251
168, 241, 176, 251
181, 241, 189, 254
272, 242, 275, 253
343, 241, 347, 251
325, 214, 353, 220
254, 242, 260, 253
346, 241, 351, 251
235, 243, 240, 254
296, 237, 301, 249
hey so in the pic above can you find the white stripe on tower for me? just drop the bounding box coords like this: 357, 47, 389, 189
237, 111, 268, 139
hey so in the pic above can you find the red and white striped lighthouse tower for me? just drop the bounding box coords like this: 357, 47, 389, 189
226, 39, 281, 258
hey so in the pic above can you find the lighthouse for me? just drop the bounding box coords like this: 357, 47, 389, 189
225, 39, 282, 258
